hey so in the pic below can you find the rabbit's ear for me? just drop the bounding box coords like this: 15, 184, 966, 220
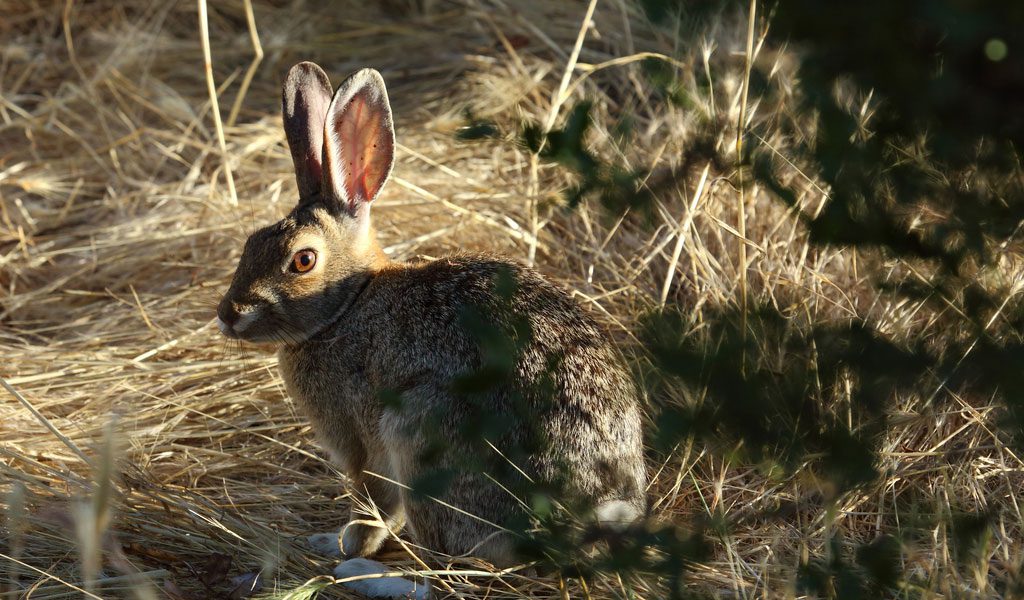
282, 62, 334, 200
322, 68, 395, 215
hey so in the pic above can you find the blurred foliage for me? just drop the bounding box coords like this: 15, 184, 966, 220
643, 307, 931, 492
797, 534, 902, 600
523, 102, 657, 213
442, 0, 1024, 596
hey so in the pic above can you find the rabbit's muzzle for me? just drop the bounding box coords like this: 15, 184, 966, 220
216, 300, 260, 339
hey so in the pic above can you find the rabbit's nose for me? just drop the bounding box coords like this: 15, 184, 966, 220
216, 300, 241, 335
217, 300, 260, 337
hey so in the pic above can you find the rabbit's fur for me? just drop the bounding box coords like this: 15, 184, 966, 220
218, 62, 646, 584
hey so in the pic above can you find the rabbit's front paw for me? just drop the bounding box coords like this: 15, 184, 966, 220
334, 558, 429, 599
308, 532, 343, 557
341, 521, 389, 558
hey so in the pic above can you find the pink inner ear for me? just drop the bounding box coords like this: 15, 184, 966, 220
336, 93, 391, 206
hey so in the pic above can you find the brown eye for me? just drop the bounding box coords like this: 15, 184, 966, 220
291, 249, 317, 273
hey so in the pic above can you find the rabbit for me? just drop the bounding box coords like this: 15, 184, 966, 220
216, 62, 647, 598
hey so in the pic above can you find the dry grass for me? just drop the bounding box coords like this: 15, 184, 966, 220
2, 0, 1021, 598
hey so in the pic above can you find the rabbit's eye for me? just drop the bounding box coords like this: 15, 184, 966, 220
291, 249, 317, 273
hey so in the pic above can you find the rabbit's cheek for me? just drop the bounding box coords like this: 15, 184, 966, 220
282, 275, 327, 300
